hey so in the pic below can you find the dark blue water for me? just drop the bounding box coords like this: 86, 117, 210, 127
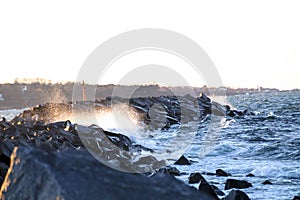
176, 91, 300, 199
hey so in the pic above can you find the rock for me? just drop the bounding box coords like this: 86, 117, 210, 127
156, 166, 181, 176
203, 172, 216, 176
227, 110, 235, 117
293, 196, 300, 200
224, 189, 250, 200
0, 162, 8, 185
225, 179, 252, 190
199, 179, 220, 200
174, 155, 191, 165
216, 169, 231, 177
211, 185, 225, 196
233, 110, 244, 116
188, 172, 205, 184
198, 93, 211, 103
0, 141, 14, 158
245, 173, 255, 177
0, 146, 212, 200
0, 162, 8, 178
211, 101, 227, 116
262, 180, 272, 185
0, 119, 158, 173
0, 118, 9, 129
17, 95, 249, 131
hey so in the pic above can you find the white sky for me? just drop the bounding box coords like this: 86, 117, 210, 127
0, 0, 299, 90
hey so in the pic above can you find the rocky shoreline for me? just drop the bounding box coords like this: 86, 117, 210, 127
0, 94, 298, 199
0, 119, 250, 200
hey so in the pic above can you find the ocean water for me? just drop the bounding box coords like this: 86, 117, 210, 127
0, 91, 299, 199
175, 91, 300, 199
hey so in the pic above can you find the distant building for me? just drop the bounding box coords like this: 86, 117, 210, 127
0, 94, 4, 101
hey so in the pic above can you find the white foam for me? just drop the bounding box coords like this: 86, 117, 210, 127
0, 108, 28, 121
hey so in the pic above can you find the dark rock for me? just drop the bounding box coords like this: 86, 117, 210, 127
0, 162, 8, 185
16, 95, 249, 131
225, 179, 252, 190
203, 172, 216, 176
198, 93, 211, 103
216, 169, 231, 177
245, 173, 255, 177
174, 155, 191, 165
233, 110, 244, 116
156, 166, 181, 176
164, 166, 181, 176
211, 185, 225, 196
188, 172, 205, 184
0, 118, 10, 129
262, 180, 272, 185
0, 146, 212, 200
0, 162, 8, 178
293, 196, 300, 200
224, 189, 250, 200
0, 141, 14, 159
103, 130, 131, 151
227, 110, 235, 117
211, 101, 227, 116
199, 179, 220, 200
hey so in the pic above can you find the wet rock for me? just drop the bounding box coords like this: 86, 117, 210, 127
211, 185, 225, 196
216, 169, 231, 177
0, 141, 14, 159
18, 94, 249, 129
156, 166, 181, 176
0, 117, 164, 173
211, 101, 227, 116
203, 172, 216, 176
0, 118, 9, 129
293, 196, 300, 200
225, 179, 252, 190
262, 180, 272, 185
198, 179, 220, 200
224, 189, 250, 200
174, 155, 191, 165
188, 172, 205, 184
234, 110, 245, 116
245, 173, 255, 177
0, 146, 212, 200
198, 93, 211, 107
0, 162, 8, 185
103, 130, 131, 151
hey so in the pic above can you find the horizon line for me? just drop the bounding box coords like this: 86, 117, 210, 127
0, 79, 299, 91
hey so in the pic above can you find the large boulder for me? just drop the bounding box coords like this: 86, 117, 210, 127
225, 179, 252, 190
188, 172, 206, 184
0, 146, 212, 200
174, 155, 191, 165
216, 169, 231, 177
224, 190, 250, 200
198, 179, 220, 200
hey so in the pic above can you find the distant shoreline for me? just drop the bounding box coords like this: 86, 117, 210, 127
0, 82, 297, 110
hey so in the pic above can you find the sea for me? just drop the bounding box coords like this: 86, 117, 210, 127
177, 91, 300, 200
1, 91, 299, 199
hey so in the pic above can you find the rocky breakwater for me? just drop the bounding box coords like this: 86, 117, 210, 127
0, 93, 255, 199
0, 117, 216, 200
20, 93, 254, 127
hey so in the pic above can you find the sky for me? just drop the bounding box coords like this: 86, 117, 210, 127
0, 1, 299, 90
